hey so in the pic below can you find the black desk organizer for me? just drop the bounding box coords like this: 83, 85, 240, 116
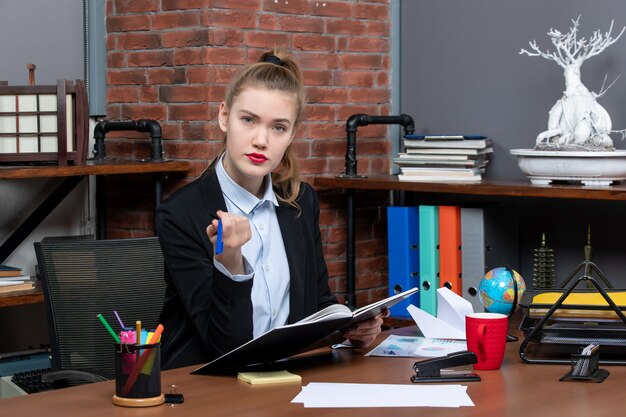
559, 347, 609, 383
518, 256, 626, 365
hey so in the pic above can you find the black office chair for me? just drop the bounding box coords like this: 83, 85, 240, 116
34, 236, 165, 386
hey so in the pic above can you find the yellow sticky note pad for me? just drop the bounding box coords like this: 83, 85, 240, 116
237, 370, 302, 385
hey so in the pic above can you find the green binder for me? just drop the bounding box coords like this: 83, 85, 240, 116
419, 205, 439, 316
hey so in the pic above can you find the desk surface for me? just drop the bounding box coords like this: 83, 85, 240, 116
2, 326, 625, 417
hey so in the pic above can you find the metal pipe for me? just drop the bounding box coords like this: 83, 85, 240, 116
93, 119, 163, 161
92, 119, 165, 237
343, 114, 415, 178
345, 189, 356, 308
340, 114, 415, 309
155, 173, 163, 208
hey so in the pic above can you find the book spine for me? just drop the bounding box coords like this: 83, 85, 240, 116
406, 135, 488, 140
403, 139, 491, 149
418, 205, 439, 316
387, 207, 421, 317
398, 175, 482, 182
438, 206, 462, 296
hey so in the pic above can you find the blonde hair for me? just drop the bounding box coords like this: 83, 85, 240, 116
222, 50, 306, 209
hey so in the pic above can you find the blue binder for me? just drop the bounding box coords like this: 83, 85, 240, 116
387, 207, 420, 318
419, 205, 439, 316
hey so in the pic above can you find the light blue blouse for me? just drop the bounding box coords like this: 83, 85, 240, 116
213, 157, 290, 338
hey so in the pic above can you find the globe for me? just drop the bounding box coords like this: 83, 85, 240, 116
478, 267, 526, 315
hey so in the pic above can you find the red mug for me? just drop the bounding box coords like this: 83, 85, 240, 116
465, 312, 508, 370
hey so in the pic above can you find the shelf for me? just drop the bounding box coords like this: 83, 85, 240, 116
0, 161, 192, 309
313, 175, 626, 202
0, 282, 43, 308
0, 159, 190, 180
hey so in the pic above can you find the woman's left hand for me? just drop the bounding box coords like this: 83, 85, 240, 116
343, 309, 389, 348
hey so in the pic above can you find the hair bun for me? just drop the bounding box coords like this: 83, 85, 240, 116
263, 54, 283, 66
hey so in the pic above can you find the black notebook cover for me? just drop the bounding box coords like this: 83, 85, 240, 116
191, 287, 419, 374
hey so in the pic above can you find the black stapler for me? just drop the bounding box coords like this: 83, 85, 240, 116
411, 351, 481, 383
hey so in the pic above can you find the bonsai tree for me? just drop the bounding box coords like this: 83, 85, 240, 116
520, 16, 625, 151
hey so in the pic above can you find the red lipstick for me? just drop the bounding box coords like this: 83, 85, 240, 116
246, 153, 268, 163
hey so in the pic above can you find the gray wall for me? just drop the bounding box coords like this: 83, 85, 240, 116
399, 1, 626, 287
0, 0, 84, 84
0, 0, 88, 354
400, 0, 626, 178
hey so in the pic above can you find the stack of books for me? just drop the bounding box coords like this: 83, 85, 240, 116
0, 264, 34, 294
394, 135, 493, 182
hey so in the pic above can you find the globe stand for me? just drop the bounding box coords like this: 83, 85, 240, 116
505, 265, 519, 343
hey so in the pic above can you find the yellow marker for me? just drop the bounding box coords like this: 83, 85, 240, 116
141, 324, 165, 375
135, 320, 142, 346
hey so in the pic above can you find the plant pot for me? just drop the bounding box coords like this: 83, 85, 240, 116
510, 149, 626, 186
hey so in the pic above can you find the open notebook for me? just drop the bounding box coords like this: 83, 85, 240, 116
192, 287, 419, 373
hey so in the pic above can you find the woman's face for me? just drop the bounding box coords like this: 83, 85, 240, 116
218, 86, 297, 197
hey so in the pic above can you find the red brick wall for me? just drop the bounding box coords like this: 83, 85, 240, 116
104, 0, 392, 306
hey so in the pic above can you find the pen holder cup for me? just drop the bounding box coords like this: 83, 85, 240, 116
112, 343, 164, 407
559, 348, 609, 383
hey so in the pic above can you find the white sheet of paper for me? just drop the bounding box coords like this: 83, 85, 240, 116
407, 304, 466, 339
0, 280, 26, 286
292, 382, 474, 408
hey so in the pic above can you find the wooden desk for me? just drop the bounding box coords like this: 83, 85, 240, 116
2, 326, 625, 417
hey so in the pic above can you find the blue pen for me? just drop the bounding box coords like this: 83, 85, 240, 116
216, 219, 224, 255
210, 213, 224, 255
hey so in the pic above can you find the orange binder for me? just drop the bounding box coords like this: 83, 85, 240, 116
438, 206, 462, 295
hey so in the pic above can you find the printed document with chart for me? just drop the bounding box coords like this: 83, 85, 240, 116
368, 287, 471, 358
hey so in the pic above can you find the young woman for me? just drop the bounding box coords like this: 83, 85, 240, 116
156, 50, 384, 370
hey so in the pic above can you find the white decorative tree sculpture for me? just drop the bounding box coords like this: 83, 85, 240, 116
520, 16, 625, 151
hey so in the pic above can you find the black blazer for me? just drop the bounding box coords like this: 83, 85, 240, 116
156, 167, 337, 369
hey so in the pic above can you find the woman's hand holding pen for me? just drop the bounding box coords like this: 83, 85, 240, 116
207, 210, 251, 275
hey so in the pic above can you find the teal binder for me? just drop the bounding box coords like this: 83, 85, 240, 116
387, 207, 420, 317
418, 205, 439, 316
